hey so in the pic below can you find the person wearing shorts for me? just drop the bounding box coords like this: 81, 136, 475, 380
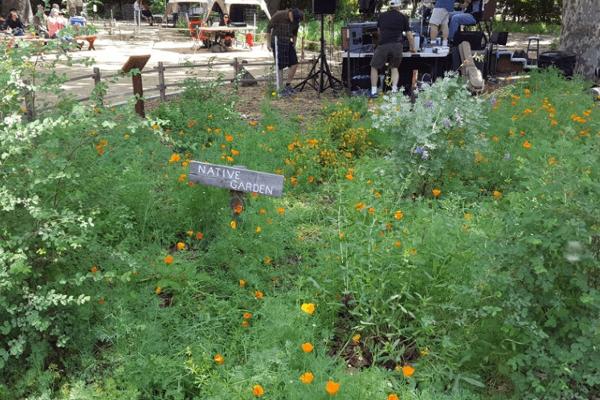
369, 0, 415, 97
266, 8, 304, 96
430, 0, 454, 46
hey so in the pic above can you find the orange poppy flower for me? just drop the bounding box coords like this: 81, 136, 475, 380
243, 312, 252, 320
164, 255, 174, 265
394, 210, 404, 220
263, 256, 272, 265
355, 202, 365, 211
522, 140, 532, 149
301, 303, 316, 315
225, 134, 234, 142
241, 320, 250, 328
402, 364, 415, 377
345, 173, 353, 181
90, 265, 98, 273
352, 334, 361, 344
492, 190, 502, 200
233, 204, 243, 214
169, 153, 181, 164
388, 394, 400, 400
432, 188, 441, 198
277, 207, 285, 215
255, 290, 264, 299
252, 384, 265, 397
213, 353, 224, 365
266, 125, 275, 132
196, 232, 204, 240
299, 372, 314, 384
155, 286, 162, 295
325, 380, 340, 396
98, 297, 105, 305
301, 342, 314, 353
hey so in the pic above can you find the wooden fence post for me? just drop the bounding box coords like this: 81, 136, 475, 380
157, 62, 166, 101
23, 79, 35, 121
121, 55, 151, 118
232, 57, 240, 83
92, 67, 103, 104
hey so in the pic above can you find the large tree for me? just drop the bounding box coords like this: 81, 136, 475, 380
560, 0, 600, 82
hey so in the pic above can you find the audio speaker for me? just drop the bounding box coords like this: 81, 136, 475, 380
313, 0, 336, 14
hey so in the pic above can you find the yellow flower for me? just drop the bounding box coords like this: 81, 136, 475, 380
493, 190, 502, 200
176, 242, 186, 251
394, 210, 404, 220
325, 380, 340, 396
249, 120, 258, 127
255, 290, 264, 300
301, 342, 314, 353
213, 353, 224, 365
266, 125, 275, 132
299, 372, 314, 384
432, 188, 441, 198
402, 365, 415, 377
239, 279, 246, 288
491, 135, 499, 142
255, 226, 262, 234
409, 248, 417, 256
352, 334, 361, 344
301, 303, 316, 315
230, 220, 237, 230
290, 176, 298, 186
259, 208, 267, 215
252, 384, 265, 397
548, 156, 558, 166
186, 230, 194, 237
155, 286, 161, 295
169, 153, 181, 164
464, 213, 473, 221
164, 255, 174, 265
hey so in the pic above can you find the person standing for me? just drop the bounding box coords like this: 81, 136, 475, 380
369, 0, 415, 97
133, 0, 141, 26
265, 8, 304, 97
429, 0, 454, 46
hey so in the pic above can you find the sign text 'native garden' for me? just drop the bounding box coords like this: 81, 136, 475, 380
188, 161, 284, 197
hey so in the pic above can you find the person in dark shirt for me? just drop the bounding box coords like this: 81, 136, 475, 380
370, 0, 415, 97
4, 9, 25, 36
265, 8, 304, 96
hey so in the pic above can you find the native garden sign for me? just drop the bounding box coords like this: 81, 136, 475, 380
188, 161, 284, 197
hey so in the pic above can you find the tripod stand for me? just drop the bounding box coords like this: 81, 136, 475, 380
296, 14, 342, 93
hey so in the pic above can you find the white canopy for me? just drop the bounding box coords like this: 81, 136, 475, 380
207, 0, 270, 19
168, 0, 208, 3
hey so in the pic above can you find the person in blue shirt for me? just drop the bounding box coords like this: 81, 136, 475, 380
449, 0, 483, 42
429, 0, 454, 46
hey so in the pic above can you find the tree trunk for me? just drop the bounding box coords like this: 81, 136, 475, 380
560, 0, 600, 82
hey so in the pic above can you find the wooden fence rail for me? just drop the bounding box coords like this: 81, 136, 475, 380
38, 57, 316, 117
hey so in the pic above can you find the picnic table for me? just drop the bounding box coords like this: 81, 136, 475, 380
192, 25, 256, 52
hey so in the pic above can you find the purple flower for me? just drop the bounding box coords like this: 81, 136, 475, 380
442, 118, 451, 128
414, 146, 424, 155
425, 100, 434, 109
